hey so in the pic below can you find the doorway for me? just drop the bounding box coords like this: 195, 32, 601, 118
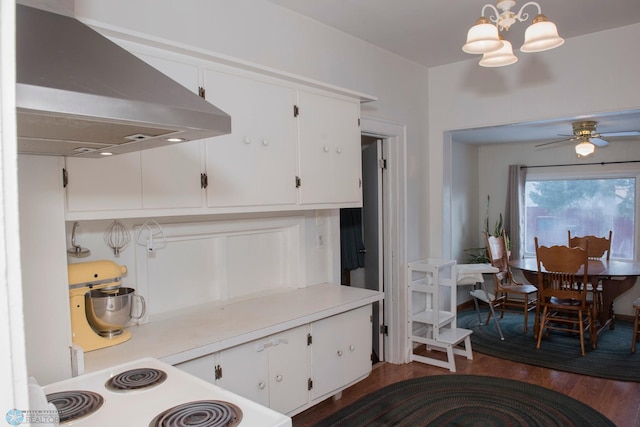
340, 136, 385, 363
339, 115, 408, 365
338, 116, 407, 365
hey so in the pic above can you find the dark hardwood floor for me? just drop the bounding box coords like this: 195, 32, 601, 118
293, 352, 640, 427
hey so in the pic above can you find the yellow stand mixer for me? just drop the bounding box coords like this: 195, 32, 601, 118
68, 260, 138, 352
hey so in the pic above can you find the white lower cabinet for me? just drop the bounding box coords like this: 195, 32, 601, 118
173, 306, 373, 416
310, 305, 372, 400
174, 352, 220, 385
219, 325, 309, 415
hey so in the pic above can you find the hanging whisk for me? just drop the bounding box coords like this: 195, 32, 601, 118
104, 220, 131, 256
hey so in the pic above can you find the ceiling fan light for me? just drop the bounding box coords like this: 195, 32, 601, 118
575, 141, 595, 156
462, 17, 503, 54
520, 14, 565, 52
479, 39, 518, 67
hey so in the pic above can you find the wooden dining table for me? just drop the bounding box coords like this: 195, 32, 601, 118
510, 258, 640, 345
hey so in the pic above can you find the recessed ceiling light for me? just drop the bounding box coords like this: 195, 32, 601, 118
100, 152, 114, 156
165, 137, 188, 143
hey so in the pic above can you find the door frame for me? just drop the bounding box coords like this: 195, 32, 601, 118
361, 116, 407, 364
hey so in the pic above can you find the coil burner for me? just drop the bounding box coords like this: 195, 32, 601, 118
46, 390, 104, 424
149, 400, 243, 427
106, 368, 167, 391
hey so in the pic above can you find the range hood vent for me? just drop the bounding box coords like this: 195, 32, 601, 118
16, 5, 231, 158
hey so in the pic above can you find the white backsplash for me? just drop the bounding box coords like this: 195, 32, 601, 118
66, 211, 338, 322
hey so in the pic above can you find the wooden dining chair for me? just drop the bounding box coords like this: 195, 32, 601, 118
485, 231, 537, 334
567, 230, 612, 319
535, 238, 594, 356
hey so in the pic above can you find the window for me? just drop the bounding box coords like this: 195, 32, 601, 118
524, 175, 635, 259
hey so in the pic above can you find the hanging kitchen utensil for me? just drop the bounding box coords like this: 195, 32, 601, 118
135, 219, 167, 253
104, 220, 131, 256
67, 221, 91, 258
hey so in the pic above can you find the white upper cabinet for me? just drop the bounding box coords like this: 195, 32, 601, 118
64, 45, 372, 219
65, 153, 142, 212
137, 55, 206, 210
141, 140, 205, 209
297, 90, 362, 205
203, 68, 297, 208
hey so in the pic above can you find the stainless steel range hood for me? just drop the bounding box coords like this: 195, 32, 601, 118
16, 4, 231, 158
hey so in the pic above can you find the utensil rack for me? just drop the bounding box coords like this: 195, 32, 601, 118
408, 259, 473, 372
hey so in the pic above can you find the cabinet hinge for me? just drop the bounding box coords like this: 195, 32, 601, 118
296, 176, 301, 188
359, 178, 362, 188
358, 117, 361, 127
293, 105, 299, 117
201, 173, 208, 189
308, 378, 313, 390
378, 158, 387, 169
62, 168, 68, 188
214, 364, 222, 380
380, 324, 388, 335
307, 333, 312, 345
198, 86, 206, 99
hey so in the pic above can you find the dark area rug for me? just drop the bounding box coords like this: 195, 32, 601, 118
457, 308, 640, 382
313, 375, 614, 427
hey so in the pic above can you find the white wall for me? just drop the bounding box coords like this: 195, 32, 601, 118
74, 0, 430, 262
430, 24, 640, 259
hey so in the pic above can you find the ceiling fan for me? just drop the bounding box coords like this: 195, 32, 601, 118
535, 120, 640, 156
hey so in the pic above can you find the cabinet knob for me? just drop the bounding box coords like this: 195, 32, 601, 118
275, 375, 283, 382
323, 145, 330, 153
258, 382, 266, 390
244, 137, 252, 144
262, 139, 269, 147
350, 345, 355, 351
336, 147, 342, 154
337, 350, 343, 357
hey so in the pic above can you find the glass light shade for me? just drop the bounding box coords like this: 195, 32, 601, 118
462, 18, 503, 54
479, 39, 518, 67
575, 141, 595, 156
520, 15, 565, 53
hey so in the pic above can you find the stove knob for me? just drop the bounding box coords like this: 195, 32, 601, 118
337, 349, 343, 357
350, 345, 355, 351
275, 375, 283, 382
258, 382, 266, 390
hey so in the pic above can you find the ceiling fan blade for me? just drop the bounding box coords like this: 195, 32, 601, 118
590, 137, 609, 147
598, 130, 640, 138
535, 137, 574, 148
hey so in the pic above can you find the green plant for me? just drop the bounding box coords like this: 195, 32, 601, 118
465, 195, 509, 263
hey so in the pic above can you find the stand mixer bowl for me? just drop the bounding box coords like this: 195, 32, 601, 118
85, 287, 145, 337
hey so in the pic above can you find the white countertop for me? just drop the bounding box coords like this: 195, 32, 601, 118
83, 283, 383, 373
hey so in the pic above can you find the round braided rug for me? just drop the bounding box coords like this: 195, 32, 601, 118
313, 375, 614, 427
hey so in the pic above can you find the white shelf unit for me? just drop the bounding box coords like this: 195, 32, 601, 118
408, 259, 473, 372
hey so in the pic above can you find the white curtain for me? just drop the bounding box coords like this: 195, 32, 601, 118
504, 165, 526, 259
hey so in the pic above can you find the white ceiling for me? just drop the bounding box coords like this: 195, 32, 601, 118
265, 0, 640, 145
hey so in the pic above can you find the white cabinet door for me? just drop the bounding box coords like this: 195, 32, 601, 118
310, 305, 372, 400
264, 326, 309, 415
65, 153, 142, 212
219, 325, 309, 415
218, 339, 270, 408
203, 68, 297, 208
141, 140, 204, 209
297, 90, 362, 205
174, 352, 219, 385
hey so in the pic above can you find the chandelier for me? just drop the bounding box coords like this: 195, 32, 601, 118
462, 0, 564, 67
